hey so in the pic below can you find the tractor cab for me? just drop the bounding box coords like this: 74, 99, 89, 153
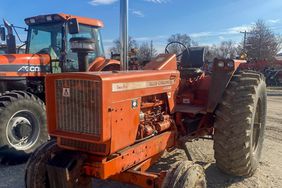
24, 13, 105, 73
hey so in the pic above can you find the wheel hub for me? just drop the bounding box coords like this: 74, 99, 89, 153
11, 117, 32, 139
6, 110, 40, 151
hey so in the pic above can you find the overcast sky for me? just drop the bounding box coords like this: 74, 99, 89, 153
0, 0, 282, 54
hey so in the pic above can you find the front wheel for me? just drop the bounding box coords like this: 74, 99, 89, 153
25, 140, 60, 188
0, 91, 48, 153
25, 140, 92, 188
162, 161, 206, 188
214, 71, 267, 176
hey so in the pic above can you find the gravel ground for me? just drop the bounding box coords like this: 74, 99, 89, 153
0, 88, 281, 188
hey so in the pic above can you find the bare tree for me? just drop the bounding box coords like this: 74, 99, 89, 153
110, 36, 138, 54
205, 45, 218, 62
219, 40, 240, 58
245, 20, 282, 60
167, 33, 197, 55
205, 40, 240, 61
137, 42, 157, 63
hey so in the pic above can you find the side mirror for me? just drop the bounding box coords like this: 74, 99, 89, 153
67, 18, 79, 34
0, 27, 5, 41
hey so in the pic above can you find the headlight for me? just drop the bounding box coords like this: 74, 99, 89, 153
217, 61, 225, 68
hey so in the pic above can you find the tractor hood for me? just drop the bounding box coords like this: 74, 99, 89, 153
0, 54, 51, 77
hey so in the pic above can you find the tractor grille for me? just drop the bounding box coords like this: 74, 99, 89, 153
60, 138, 106, 153
55, 79, 102, 137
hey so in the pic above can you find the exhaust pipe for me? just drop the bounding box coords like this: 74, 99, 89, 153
120, 0, 128, 71
3, 19, 16, 54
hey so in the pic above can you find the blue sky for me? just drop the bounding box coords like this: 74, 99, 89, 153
0, 0, 282, 54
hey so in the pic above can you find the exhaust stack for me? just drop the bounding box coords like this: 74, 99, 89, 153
3, 19, 16, 54
120, 0, 128, 71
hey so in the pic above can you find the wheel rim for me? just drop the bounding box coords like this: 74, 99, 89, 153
252, 99, 261, 153
6, 110, 40, 151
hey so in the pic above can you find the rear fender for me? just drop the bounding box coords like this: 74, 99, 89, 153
88, 57, 120, 71
207, 59, 246, 113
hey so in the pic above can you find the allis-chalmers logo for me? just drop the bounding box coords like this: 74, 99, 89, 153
62, 88, 70, 97
18, 66, 41, 72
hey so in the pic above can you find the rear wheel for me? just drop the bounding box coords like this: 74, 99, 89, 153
162, 161, 206, 188
214, 71, 267, 176
0, 91, 48, 153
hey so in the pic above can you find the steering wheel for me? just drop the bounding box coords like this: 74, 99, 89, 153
165, 41, 189, 58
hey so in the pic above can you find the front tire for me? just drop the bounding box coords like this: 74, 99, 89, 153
162, 161, 206, 188
0, 91, 48, 153
25, 140, 92, 188
214, 71, 267, 176
25, 140, 60, 188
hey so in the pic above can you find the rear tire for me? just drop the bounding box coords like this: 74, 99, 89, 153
214, 71, 267, 176
0, 91, 48, 153
162, 161, 206, 188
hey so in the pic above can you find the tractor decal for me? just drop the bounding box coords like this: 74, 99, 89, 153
112, 79, 175, 92
0, 64, 49, 73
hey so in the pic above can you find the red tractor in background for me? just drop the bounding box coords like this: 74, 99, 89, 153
25, 39, 267, 188
0, 13, 119, 154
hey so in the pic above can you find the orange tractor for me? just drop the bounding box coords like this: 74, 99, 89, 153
25, 39, 267, 188
25, 1, 267, 187
0, 13, 119, 154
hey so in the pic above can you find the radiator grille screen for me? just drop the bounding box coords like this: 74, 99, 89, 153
55, 79, 101, 137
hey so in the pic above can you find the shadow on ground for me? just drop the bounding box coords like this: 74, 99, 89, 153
267, 93, 282, 96
267, 87, 282, 96
149, 149, 249, 188
205, 163, 247, 188
0, 147, 30, 165
0, 145, 253, 188
149, 150, 185, 172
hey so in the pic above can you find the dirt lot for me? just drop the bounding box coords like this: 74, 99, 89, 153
0, 88, 281, 188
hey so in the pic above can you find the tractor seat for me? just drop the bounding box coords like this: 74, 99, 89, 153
179, 47, 205, 79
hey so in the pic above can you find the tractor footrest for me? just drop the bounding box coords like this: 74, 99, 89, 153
175, 104, 206, 114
